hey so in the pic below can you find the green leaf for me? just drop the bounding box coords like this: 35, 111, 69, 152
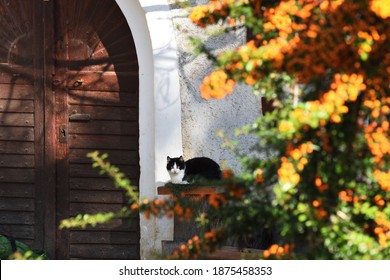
298, 214, 307, 222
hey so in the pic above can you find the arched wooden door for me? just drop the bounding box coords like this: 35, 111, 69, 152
0, 0, 140, 259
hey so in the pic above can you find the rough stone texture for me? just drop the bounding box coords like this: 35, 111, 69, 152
168, 1, 262, 173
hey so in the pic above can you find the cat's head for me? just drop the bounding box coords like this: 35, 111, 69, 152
166, 156, 185, 175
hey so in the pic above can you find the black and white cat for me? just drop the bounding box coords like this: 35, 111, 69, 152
166, 156, 221, 184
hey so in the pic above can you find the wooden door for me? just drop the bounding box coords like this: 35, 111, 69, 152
54, 0, 140, 260
0, 0, 45, 252
0, 0, 140, 259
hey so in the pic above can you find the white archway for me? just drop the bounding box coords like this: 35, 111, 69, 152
115, 0, 182, 259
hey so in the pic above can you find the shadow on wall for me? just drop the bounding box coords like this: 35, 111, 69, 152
186, 83, 262, 173
177, 37, 262, 172
167, 3, 262, 171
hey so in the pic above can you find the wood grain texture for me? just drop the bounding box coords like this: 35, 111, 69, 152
0, 0, 140, 260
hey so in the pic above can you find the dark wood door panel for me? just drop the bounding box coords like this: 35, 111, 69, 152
68, 105, 138, 121
70, 190, 127, 204
66, 71, 138, 92
70, 231, 139, 245
68, 90, 138, 107
0, 211, 34, 225
0, 84, 34, 99
0, 154, 35, 168
69, 163, 139, 179
69, 178, 139, 192
0, 113, 34, 127
0, 141, 34, 154
0, 127, 34, 141
69, 149, 139, 165
0, 0, 139, 260
0, 197, 35, 211
0, 0, 44, 254
0, 183, 34, 197
54, 0, 139, 259
69, 244, 138, 260
0, 100, 34, 112
0, 168, 35, 183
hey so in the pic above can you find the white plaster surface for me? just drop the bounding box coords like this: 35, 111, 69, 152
169, 1, 262, 172
116, 0, 182, 259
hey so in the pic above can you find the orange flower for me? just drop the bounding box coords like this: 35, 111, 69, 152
130, 203, 139, 211
245, 74, 257, 85
365, 128, 390, 163
263, 243, 291, 259
204, 229, 217, 242
370, 0, 390, 18
222, 169, 234, 179
180, 244, 187, 251
339, 190, 354, 203
189, 0, 235, 27
312, 200, 320, 208
374, 169, 390, 192
278, 142, 314, 189
374, 195, 385, 207
374, 212, 390, 248
278, 120, 294, 133
208, 193, 227, 208
200, 70, 235, 99
269, 244, 279, 254
174, 204, 184, 216
318, 183, 329, 192
314, 177, 329, 192
189, 6, 210, 27
330, 114, 342, 123
315, 208, 328, 220
278, 159, 300, 188
184, 208, 193, 220
255, 168, 264, 183
144, 210, 151, 219
314, 177, 322, 187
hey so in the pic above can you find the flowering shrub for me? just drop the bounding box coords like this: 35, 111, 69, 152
200, 70, 235, 99
186, 0, 389, 259
61, 0, 389, 260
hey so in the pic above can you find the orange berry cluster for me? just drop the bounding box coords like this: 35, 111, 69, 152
374, 212, 390, 248
138, 196, 194, 221
263, 243, 292, 259
278, 141, 314, 189
190, 0, 239, 28
171, 229, 224, 259
200, 70, 235, 99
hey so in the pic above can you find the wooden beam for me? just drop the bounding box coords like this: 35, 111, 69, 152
157, 186, 221, 196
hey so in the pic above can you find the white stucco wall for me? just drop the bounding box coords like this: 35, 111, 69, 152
116, 0, 182, 259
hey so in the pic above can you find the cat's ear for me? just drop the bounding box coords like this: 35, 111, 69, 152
167, 156, 171, 162
179, 156, 184, 162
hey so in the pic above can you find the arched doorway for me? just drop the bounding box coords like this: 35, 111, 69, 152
0, 0, 140, 259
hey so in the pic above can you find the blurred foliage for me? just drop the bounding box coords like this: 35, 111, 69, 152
185, 0, 390, 259
1, 235, 48, 260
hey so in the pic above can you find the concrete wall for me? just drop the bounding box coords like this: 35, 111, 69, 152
169, 1, 262, 172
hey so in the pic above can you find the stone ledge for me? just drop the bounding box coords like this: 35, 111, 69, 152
157, 185, 222, 196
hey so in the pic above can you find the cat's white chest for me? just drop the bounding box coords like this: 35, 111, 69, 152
168, 169, 185, 184
169, 168, 188, 184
